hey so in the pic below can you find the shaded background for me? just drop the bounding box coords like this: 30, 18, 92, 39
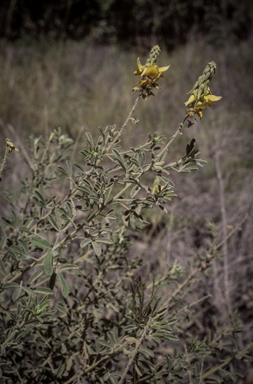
0, 0, 253, 379
0, 0, 252, 46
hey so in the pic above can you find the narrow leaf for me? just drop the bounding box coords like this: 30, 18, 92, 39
44, 251, 53, 276
166, 334, 179, 341
3, 282, 20, 289
18, 239, 29, 254
31, 237, 51, 249
57, 272, 69, 298
21, 286, 35, 296
73, 161, 86, 172
48, 215, 59, 231
34, 287, 53, 295
130, 185, 141, 198
105, 184, 114, 204
95, 238, 114, 244
86, 132, 94, 146
12, 287, 22, 301
80, 238, 92, 248
34, 190, 45, 202
27, 269, 43, 285
92, 241, 101, 256
76, 185, 92, 194
66, 160, 72, 178
57, 167, 69, 177
59, 263, 79, 271
9, 245, 26, 256
112, 149, 127, 170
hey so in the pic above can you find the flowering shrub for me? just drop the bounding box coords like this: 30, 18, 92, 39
0, 46, 252, 384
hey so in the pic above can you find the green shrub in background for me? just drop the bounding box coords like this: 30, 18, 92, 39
0, 46, 252, 383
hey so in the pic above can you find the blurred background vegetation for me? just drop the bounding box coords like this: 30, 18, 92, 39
0, 0, 252, 46
0, 0, 253, 378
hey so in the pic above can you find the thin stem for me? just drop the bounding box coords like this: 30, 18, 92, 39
0, 143, 9, 181
162, 267, 199, 308
106, 96, 140, 153
158, 122, 183, 160
64, 340, 129, 384
118, 317, 151, 384
157, 111, 191, 162
112, 183, 132, 201
214, 146, 231, 315
200, 341, 253, 380
214, 214, 248, 251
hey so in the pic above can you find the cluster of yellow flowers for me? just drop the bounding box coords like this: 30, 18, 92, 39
133, 45, 170, 97
184, 61, 222, 119
133, 47, 221, 118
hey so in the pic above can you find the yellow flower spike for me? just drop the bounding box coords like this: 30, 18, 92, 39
133, 46, 170, 94
135, 64, 170, 90
185, 61, 221, 119
134, 61, 170, 79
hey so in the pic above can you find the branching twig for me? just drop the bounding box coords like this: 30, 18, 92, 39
118, 317, 151, 384
200, 341, 253, 381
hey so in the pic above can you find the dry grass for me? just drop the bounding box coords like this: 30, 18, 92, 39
1, 36, 253, 353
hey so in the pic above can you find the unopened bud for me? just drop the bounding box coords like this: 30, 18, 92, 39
145, 45, 161, 67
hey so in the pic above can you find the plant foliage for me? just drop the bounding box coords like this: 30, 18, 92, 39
0, 46, 252, 383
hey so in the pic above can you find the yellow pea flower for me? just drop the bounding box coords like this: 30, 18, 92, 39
134, 58, 169, 78
134, 60, 170, 89
133, 47, 170, 91
133, 57, 145, 75
5, 138, 19, 153
185, 94, 196, 106
185, 91, 222, 119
